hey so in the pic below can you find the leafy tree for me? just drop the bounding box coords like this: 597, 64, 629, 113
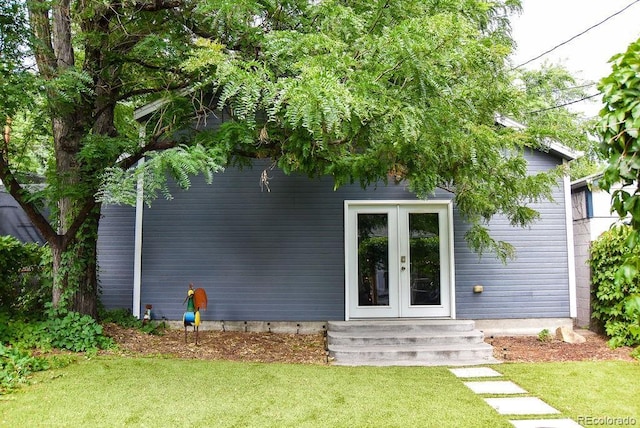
1, 0, 573, 317
599, 37, 640, 231
509, 64, 601, 180
597, 37, 640, 334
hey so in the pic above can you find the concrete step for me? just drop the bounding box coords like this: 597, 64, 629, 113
330, 343, 498, 366
327, 320, 497, 366
327, 329, 485, 347
328, 319, 476, 333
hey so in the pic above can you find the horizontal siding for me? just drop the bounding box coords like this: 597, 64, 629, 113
97, 204, 136, 310
140, 161, 423, 321
99, 149, 572, 321
454, 150, 570, 319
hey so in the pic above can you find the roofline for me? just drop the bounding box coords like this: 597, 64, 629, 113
570, 172, 604, 191
495, 114, 582, 161
132, 99, 582, 162
133, 88, 195, 122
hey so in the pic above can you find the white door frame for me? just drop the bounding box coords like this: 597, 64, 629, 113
344, 200, 456, 320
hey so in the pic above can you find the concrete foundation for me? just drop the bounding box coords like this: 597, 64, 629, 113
159, 317, 575, 336
164, 320, 328, 334
474, 318, 574, 336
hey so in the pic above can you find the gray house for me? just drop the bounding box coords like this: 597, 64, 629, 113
97, 114, 579, 338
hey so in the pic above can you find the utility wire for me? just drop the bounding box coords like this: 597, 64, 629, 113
512, 0, 640, 70
527, 92, 602, 114
524, 82, 597, 95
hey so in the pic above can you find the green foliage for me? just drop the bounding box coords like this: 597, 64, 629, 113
589, 225, 640, 348
99, 307, 165, 335
0, 343, 49, 393
40, 307, 114, 352
595, 37, 640, 353
599, 38, 640, 227
0, 307, 114, 353
537, 329, 552, 342
510, 64, 601, 180
0, 236, 51, 315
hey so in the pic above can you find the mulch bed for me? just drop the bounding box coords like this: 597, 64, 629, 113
101, 324, 638, 364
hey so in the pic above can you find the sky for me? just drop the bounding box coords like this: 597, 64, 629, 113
509, 0, 640, 117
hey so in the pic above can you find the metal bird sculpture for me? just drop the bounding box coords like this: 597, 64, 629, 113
183, 283, 208, 345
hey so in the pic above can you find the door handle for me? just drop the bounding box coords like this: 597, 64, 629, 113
401, 266, 406, 271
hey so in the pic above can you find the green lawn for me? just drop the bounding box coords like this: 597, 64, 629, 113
497, 361, 640, 422
0, 357, 510, 428
1, 358, 637, 428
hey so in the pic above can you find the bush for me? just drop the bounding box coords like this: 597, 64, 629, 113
99, 307, 165, 335
1, 307, 114, 353
589, 225, 640, 349
0, 235, 51, 315
40, 307, 114, 352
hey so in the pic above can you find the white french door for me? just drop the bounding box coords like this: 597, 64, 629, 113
345, 201, 454, 319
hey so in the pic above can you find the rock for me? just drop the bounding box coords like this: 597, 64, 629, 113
555, 326, 586, 344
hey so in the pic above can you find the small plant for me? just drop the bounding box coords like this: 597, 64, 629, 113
99, 307, 165, 335
41, 307, 114, 352
538, 329, 552, 342
0, 343, 48, 393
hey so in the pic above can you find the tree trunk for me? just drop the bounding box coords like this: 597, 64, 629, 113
51, 205, 101, 318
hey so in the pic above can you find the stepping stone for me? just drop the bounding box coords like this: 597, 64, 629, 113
449, 367, 502, 378
464, 380, 527, 394
510, 419, 583, 428
484, 397, 560, 415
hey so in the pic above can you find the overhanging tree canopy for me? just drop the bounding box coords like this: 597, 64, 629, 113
1, 0, 567, 316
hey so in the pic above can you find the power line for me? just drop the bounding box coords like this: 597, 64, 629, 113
524, 81, 597, 95
512, 0, 640, 70
527, 92, 602, 115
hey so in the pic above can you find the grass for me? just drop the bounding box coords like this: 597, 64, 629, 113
2, 359, 637, 427
497, 361, 640, 422
0, 357, 511, 428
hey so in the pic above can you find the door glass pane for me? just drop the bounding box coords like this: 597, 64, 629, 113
409, 213, 440, 306
357, 213, 389, 306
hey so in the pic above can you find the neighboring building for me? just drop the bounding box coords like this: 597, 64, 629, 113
571, 173, 622, 329
96, 111, 579, 335
0, 185, 45, 244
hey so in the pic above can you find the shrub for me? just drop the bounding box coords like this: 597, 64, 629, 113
1, 307, 115, 353
589, 225, 640, 349
99, 307, 165, 335
41, 307, 114, 352
0, 235, 51, 316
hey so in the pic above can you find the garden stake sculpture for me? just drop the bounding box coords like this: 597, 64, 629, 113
183, 283, 208, 345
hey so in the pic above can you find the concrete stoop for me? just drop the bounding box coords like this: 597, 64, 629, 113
327, 320, 498, 366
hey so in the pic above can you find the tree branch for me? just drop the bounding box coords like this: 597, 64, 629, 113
27, 0, 57, 78
60, 198, 99, 250
0, 155, 60, 247
133, 0, 184, 12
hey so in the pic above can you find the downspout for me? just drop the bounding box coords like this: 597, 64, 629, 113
132, 124, 145, 318
563, 160, 577, 319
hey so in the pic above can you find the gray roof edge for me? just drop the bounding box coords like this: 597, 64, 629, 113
132, 99, 581, 161
494, 114, 582, 161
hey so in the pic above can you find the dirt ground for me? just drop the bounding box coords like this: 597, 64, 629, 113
101, 324, 638, 364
